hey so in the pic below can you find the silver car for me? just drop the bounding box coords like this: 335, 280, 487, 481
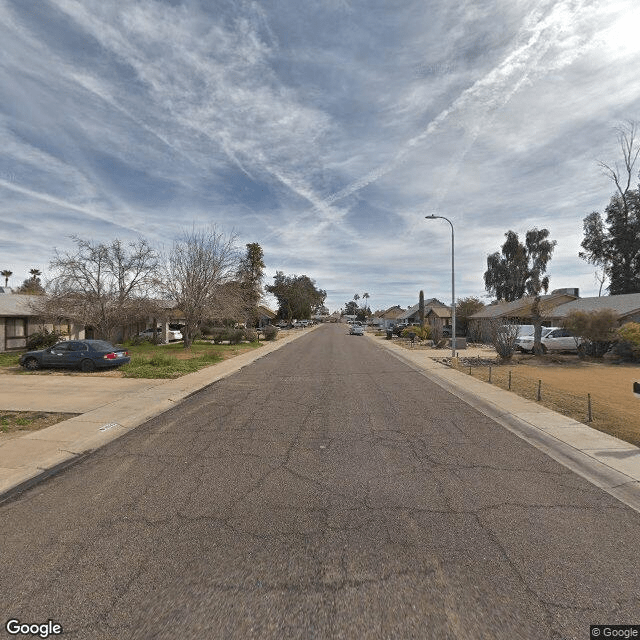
516, 327, 582, 353
540, 327, 582, 352
349, 322, 364, 336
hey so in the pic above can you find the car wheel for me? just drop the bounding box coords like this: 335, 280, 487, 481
80, 359, 96, 373
23, 357, 40, 371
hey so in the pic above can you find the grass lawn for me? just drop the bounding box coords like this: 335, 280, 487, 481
0, 340, 266, 379
0, 352, 20, 367
120, 340, 264, 378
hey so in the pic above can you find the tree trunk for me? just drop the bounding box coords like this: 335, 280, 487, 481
531, 295, 544, 355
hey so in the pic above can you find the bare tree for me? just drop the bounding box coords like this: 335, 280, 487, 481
488, 319, 520, 361
580, 121, 640, 294
598, 121, 640, 200
41, 236, 160, 341
161, 226, 240, 348
594, 268, 607, 297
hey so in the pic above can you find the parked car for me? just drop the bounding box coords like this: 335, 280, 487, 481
19, 340, 131, 372
541, 327, 583, 352
349, 322, 364, 336
442, 325, 468, 338
516, 327, 553, 353
136, 327, 183, 341
516, 327, 582, 353
502, 324, 534, 337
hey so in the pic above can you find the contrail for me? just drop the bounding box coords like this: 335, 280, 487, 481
323, 0, 595, 210
0, 178, 140, 232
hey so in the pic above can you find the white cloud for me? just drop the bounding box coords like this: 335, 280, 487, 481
1, 0, 640, 309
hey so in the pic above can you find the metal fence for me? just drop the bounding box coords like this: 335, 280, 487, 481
453, 362, 640, 448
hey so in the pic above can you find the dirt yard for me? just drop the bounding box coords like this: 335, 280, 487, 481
458, 357, 640, 447
394, 338, 640, 446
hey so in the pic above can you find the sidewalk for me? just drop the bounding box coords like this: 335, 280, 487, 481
369, 334, 640, 513
0, 328, 315, 502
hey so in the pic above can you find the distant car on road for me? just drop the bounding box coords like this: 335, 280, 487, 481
19, 340, 131, 373
349, 322, 364, 336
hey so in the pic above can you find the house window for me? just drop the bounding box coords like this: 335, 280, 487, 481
5, 317, 27, 350
6, 318, 26, 338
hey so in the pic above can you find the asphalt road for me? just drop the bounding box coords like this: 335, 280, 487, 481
1, 324, 639, 640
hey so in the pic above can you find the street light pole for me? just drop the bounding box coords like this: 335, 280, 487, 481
425, 215, 456, 359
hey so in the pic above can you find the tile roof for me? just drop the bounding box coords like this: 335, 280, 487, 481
426, 307, 451, 318
398, 299, 449, 320
0, 294, 42, 317
469, 293, 576, 319
378, 305, 405, 319
550, 293, 640, 318
257, 305, 277, 318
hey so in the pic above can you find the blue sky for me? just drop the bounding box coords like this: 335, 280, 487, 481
1, 0, 640, 312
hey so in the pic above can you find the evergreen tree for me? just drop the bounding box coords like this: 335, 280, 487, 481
237, 243, 265, 326
484, 228, 556, 354
266, 272, 326, 322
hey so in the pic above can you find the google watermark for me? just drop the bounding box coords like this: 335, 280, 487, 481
591, 626, 640, 638
5, 619, 63, 638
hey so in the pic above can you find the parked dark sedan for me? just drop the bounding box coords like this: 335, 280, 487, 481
19, 340, 130, 373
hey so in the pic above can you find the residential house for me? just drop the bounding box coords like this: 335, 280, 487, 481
371, 305, 405, 330
256, 305, 277, 328
425, 305, 452, 335
397, 299, 451, 331
0, 293, 84, 352
468, 290, 579, 342
547, 293, 640, 327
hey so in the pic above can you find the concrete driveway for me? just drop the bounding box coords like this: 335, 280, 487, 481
0, 375, 166, 413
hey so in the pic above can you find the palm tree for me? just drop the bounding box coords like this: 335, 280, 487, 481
1, 269, 12, 287
353, 293, 360, 306
362, 292, 370, 312
29, 268, 42, 279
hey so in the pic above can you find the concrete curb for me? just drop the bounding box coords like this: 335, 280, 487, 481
369, 334, 640, 514
0, 327, 316, 503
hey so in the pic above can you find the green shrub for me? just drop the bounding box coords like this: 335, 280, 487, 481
615, 322, 640, 361
26, 329, 66, 350
563, 309, 618, 358
209, 328, 227, 344
401, 325, 431, 340
244, 329, 258, 343
227, 329, 245, 345
263, 325, 278, 341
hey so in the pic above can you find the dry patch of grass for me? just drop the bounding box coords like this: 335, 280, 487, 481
0, 411, 78, 435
